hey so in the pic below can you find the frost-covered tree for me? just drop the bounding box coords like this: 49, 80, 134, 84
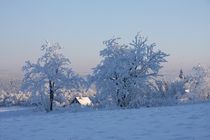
187, 65, 210, 100
168, 65, 210, 103
91, 33, 169, 108
22, 41, 84, 111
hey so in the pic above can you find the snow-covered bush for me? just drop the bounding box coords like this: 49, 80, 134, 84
185, 65, 210, 101
0, 79, 32, 106
168, 79, 185, 98
129, 79, 182, 107
165, 65, 210, 104
22, 41, 85, 111
0, 90, 31, 106
90, 33, 169, 108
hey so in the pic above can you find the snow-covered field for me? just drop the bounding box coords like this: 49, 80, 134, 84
0, 103, 210, 140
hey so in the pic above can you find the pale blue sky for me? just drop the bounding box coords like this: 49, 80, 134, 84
0, 0, 210, 75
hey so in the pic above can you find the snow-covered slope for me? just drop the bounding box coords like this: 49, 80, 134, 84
0, 103, 210, 140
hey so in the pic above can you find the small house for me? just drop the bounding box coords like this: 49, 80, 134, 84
70, 97, 92, 106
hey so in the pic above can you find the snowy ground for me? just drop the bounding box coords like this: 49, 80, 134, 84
0, 103, 210, 140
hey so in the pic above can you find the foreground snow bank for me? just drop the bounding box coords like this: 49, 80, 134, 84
0, 103, 210, 140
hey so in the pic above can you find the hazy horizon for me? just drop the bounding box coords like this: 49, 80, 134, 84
0, 0, 210, 76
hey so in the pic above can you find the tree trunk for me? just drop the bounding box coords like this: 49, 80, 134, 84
49, 80, 54, 111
